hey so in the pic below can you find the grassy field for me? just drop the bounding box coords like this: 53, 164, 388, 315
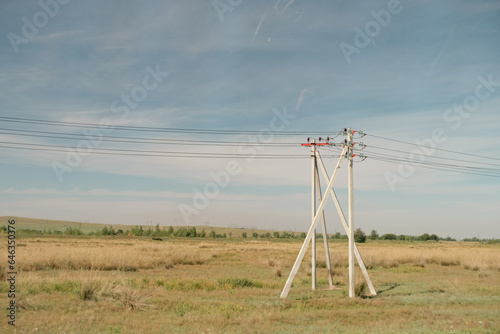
0, 232, 499, 333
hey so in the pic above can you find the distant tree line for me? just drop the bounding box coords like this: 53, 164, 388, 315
247, 231, 306, 239
366, 230, 443, 242
364, 230, 464, 242
93, 225, 223, 238
0, 225, 498, 243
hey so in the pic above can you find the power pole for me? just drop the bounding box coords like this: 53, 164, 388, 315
347, 128, 355, 297
280, 129, 376, 299
311, 139, 334, 289
316, 150, 377, 296
311, 140, 316, 290
281, 139, 345, 298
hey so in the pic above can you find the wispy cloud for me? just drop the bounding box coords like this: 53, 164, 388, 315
0, 0, 499, 238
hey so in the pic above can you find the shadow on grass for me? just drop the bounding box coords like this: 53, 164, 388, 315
375, 283, 401, 296
372, 284, 446, 299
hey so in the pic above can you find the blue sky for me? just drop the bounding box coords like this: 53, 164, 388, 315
1, 0, 499, 239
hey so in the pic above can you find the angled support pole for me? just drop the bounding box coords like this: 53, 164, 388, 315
315, 162, 334, 287
280, 145, 347, 299
316, 151, 377, 296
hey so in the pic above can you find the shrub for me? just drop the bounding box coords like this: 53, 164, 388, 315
80, 280, 99, 301
175, 227, 188, 237
419, 233, 430, 241
354, 228, 367, 243
355, 281, 367, 297
167, 226, 174, 235
64, 227, 83, 235
109, 286, 151, 311
429, 234, 439, 241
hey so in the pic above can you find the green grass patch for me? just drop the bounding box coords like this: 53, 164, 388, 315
161, 278, 218, 291
218, 278, 263, 289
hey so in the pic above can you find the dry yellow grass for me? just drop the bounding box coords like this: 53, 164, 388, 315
1, 236, 499, 333
14, 238, 213, 272
6, 237, 498, 274
352, 243, 498, 270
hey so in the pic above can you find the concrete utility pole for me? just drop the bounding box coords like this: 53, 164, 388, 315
309, 140, 335, 290
280, 129, 377, 299
311, 141, 316, 290
315, 150, 377, 296
280, 143, 346, 299
347, 128, 355, 298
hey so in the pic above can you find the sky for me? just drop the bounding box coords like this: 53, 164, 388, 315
1, 0, 499, 239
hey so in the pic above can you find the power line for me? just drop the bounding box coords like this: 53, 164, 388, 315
319, 143, 500, 172
310, 138, 500, 178
365, 152, 500, 178
1, 118, 499, 176
365, 145, 500, 168
0, 116, 330, 136
0, 128, 300, 147
369, 156, 500, 178
4, 127, 497, 164
365, 133, 500, 162
0, 141, 330, 159
366, 151, 500, 173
